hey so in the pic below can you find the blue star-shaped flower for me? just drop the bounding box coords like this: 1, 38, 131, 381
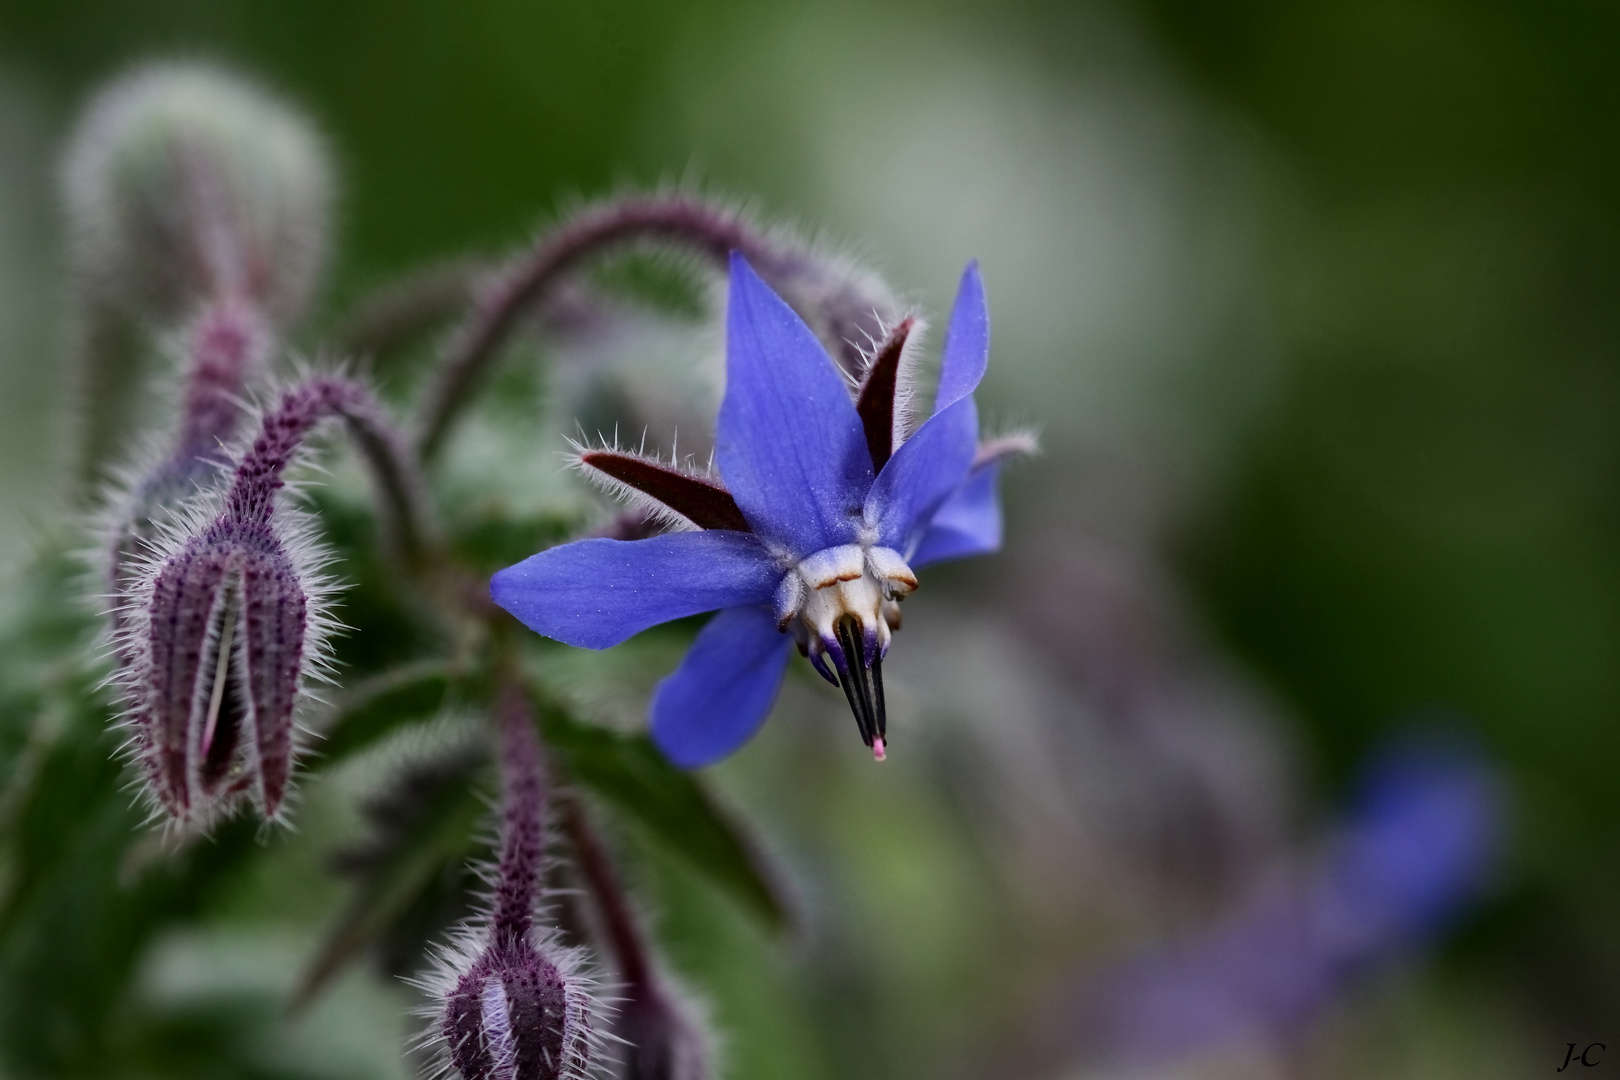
493, 253, 1019, 766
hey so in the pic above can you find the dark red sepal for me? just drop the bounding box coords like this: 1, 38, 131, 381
855, 317, 914, 472
579, 451, 752, 532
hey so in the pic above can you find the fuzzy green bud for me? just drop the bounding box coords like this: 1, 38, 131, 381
63, 61, 332, 325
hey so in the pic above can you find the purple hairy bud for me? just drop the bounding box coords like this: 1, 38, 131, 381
419, 685, 600, 1080
441, 949, 592, 1080
63, 61, 331, 325
113, 376, 388, 827
106, 301, 270, 607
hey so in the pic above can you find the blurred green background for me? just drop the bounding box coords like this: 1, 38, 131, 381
1, 1, 1617, 1077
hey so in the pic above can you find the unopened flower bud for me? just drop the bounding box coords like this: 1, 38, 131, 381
422, 686, 602, 1080
441, 948, 595, 1080
63, 61, 332, 325
137, 519, 306, 820
114, 376, 379, 827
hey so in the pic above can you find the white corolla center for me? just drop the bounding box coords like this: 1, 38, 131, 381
773, 543, 917, 662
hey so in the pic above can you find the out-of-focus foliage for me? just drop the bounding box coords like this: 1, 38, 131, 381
1147, 0, 1620, 1035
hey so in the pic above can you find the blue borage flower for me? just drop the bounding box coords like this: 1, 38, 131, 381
493, 253, 1026, 767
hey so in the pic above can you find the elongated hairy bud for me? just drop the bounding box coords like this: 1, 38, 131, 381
113, 376, 398, 827
420, 685, 602, 1080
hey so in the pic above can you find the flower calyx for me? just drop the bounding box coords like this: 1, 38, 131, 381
115, 376, 393, 829
441, 947, 594, 1080
134, 521, 308, 825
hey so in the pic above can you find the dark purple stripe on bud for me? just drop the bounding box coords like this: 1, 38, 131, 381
143, 533, 240, 817
236, 541, 306, 812
128, 375, 396, 825
579, 451, 752, 533
445, 952, 579, 1080
139, 523, 307, 821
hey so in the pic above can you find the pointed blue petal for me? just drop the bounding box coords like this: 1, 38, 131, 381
491, 531, 779, 649
651, 604, 792, 767
717, 253, 873, 556
865, 396, 977, 551
912, 463, 1003, 567
934, 261, 989, 415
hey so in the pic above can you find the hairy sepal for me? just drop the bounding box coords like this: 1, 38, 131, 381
104, 385, 344, 832
570, 443, 750, 533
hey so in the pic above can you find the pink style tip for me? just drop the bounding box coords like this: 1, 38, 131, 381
872, 737, 887, 762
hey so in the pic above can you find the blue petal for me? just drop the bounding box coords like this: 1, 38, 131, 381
933, 261, 989, 415
717, 253, 873, 556
491, 531, 779, 649
651, 604, 793, 767
912, 463, 1003, 567
864, 396, 977, 551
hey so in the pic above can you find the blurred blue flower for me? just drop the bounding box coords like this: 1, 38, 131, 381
1080, 735, 1504, 1065
493, 253, 1025, 766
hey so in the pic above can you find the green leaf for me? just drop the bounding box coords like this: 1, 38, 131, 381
539, 705, 789, 932
0, 672, 261, 1073
446, 506, 582, 575
312, 660, 474, 766
290, 751, 488, 1012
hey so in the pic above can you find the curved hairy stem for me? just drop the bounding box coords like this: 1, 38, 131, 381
333, 257, 490, 365
416, 196, 788, 460
559, 792, 715, 1080
225, 375, 434, 563
491, 679, 546, 950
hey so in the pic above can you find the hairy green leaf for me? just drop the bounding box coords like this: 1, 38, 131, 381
540, 705, 789, 931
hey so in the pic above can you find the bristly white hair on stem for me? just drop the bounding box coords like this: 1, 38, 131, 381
415, 188, 905, 461
412, 683, 608, 1080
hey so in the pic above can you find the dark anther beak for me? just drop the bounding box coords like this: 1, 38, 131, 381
834, 615, 887, 760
